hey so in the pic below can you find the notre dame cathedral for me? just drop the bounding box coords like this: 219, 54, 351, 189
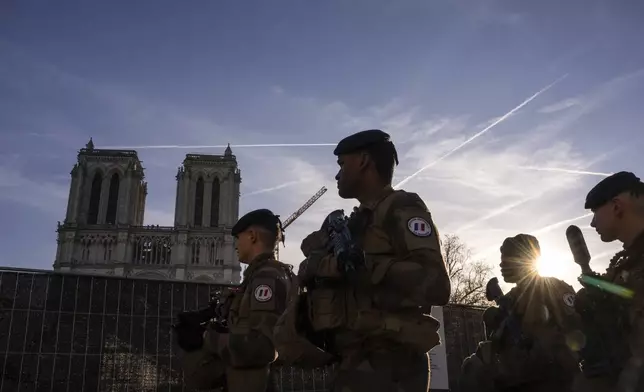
53, 139, 243, 284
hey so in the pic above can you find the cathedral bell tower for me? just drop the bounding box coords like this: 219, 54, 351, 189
174, 143, 241, 228
54, 139, 146, 270
53, 140, 241, 284
171, 144, 242, 283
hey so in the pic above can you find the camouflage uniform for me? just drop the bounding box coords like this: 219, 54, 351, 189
179, 209, 295, 392
460, 235, 581, 392
572, 172, 644, 392
295, 130, 451, 392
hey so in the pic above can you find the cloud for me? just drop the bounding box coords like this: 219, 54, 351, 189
538, 98, 581, 114
0, 166, 69, 215
0, 43, 230, 146
394, 74, 567, 188
255, 72, 639, 289
5, 43, 636, 291
526, 68, 644, 141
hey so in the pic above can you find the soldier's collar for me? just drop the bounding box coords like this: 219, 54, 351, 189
243, 252, 276, 277
624, 228, 644, 256
358, 186, 394, 211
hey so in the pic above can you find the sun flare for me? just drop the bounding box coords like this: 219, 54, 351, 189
536, 247, 571, 278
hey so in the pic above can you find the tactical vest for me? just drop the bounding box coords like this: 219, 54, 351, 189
481, 280, 580, 388
179, 348, 227, 390
273, 276, 337, 368
228, 259, 294, 344
304, 191, 441, 355
575, 245, 641, 379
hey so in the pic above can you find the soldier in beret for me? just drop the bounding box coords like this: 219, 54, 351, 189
460, 234, 581, 392
572, 171, 644, 392
293, 129, 451, 391
179, 209, 295, 391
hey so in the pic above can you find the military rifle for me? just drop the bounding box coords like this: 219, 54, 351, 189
565, 224, 632, 378
173, 288, 231, 333
322, 209, 364, 274
484, 277, 529, 349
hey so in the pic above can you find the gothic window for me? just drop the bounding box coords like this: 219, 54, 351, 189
208, 241, 216, 265
194, 177, 204, 226
191, 242, 201, 264
159, 242, 171, 265
131, 235, 171, 265
131, 240, 141, 263
88, 173, 102, 224
105, 173, 120, 224
81, 237, 93, 261
99, 235, 116, 262
103, 239, 111, 261
210, 178, 220, 226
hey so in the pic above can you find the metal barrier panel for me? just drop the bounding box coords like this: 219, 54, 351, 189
0, 269, 485, 392
443, 305, 487, 392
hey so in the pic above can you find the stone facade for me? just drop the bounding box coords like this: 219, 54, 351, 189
54, 139, 243, 284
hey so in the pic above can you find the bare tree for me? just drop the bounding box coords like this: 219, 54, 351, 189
442, 234, 494, 306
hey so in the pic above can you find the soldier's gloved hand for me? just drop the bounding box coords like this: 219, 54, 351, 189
202, 326, 229, 358
337, 246, 365, 273
299, 251, 343, 282
172, 321, 205, 352
485, 278, 503, 302
301, 230, 328, 257
297, 258, 311, 283
298, 252, 326, 283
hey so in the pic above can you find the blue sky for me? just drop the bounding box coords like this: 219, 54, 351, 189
1, 0, 643, 289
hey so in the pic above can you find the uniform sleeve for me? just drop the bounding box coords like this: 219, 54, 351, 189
535, 280, 584, 375
616, 271, 644, 391
378, 191, 451, 307
204, 269, 292, 368
547, 279, 583, 333
298, 250, 344, 283
482, 306, 502, 339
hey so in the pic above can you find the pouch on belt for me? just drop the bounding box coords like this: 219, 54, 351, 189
178, 348, 226, 390
351, 310, 441, 354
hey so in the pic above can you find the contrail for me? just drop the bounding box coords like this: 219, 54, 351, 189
532, 212, 593, 235
102, 143, 336, 150
241, 180, 305, 198
471, 212, 593, 261
454, 194, 541, 232
453, 165, 606, 232
517, 166, 612, 177
393, 74, 568, 189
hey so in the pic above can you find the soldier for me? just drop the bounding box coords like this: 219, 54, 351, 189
293, 129, 451, 391
175, 208, 295, 392
572, 171, 644, 392
460, 234, 581, 392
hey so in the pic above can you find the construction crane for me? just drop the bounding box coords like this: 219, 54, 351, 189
275, 186, 328, 259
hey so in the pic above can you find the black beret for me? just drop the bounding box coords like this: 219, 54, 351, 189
585, 171, 643, 209
231, 209, 284, 241
500, 234, 541, 260
333, 129, 399, 165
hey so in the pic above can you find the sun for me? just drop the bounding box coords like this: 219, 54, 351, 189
535, 247, 571, 278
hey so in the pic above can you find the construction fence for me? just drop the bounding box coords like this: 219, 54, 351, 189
0, 268, 486, 392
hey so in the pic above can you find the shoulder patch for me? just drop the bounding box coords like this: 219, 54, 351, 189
407, 217, 432, 237
254, 284, 273, 302
562, 293, 575, 307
